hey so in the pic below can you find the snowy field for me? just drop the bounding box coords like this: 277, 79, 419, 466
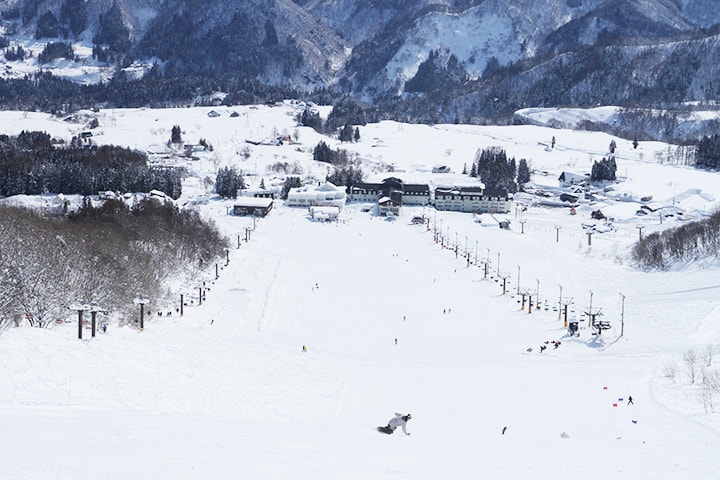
1, 103, 720, 479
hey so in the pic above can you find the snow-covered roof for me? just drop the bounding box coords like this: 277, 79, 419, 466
234, 197, 273, 208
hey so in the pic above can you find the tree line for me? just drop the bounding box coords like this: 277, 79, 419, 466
0, 199, 228, 329
0, 131, 183, 198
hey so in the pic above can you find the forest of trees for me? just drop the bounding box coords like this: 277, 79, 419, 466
0, 199, 228, 328
695, 134, 720, 170
632, 210, 720, 270
215, 166, 246, 199
0, 131, 183, 198
470, 146, 518, 193
312, 141, 365, 187
590, 155, 617, 182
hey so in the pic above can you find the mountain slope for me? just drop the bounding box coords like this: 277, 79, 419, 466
3, 0, 720, 123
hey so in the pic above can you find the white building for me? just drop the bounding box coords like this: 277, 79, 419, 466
286, 181, 346, 208
309, 206, 340, 222
434, 187, 512, 214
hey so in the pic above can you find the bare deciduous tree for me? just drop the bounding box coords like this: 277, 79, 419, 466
663, 362, 678, 382
684, 349, 698, 384
700, 368, 720, 413
704, 345, 715, 367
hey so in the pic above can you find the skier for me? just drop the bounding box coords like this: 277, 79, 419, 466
378, 413, 412, 435
628, 395, 633, 405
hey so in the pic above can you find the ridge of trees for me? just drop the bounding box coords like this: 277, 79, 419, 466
0, 130, 183, 198
0, 199, 228, 328
631, 210, 720, 270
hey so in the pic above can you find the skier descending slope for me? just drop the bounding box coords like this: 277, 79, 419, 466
377, 413, 412, 435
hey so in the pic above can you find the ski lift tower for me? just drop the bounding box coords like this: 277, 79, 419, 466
559, 297, 574, 328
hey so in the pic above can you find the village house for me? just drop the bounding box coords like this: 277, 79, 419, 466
558, 171, 590, 188
232, 197, 274, 217
241, 186, 281, 199
286, 181, 346, 208
378, 191, 402, 216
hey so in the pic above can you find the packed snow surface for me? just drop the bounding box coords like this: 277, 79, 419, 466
1, 103, 719, 479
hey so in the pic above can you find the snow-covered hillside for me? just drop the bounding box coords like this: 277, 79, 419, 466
1, 103, 719, 479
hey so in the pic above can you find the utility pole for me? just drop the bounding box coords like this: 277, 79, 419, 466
560, 297, 574, 327
480, 259, 489, 279
588, 290, 594, 326
464, 235, 468, 263
134, 298, 149, 330
523, 289, 534, 314
70, 304, 89, 340
180, 294, 184, 316
89, 304, 108, 338
620, 293, 626, 337
516, 265, 521, 295
536, 279, 541, 309
519, 291, 527, 310
555, 225, 561, 242
587, 232, 593, 246
558, 285, 563, 321
499, 272, 510, 295
497, 252, 501, 277
636, 225, 644, 241
520, 219, 526, 234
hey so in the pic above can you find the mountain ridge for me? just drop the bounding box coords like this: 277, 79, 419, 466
2, 0, 720, 128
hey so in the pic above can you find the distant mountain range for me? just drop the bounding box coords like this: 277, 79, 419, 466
3, 0, 720, 127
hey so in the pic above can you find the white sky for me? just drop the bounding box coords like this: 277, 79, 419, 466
1, 103, 719, 479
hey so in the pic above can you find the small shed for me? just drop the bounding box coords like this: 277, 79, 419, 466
232, 197, 273, 217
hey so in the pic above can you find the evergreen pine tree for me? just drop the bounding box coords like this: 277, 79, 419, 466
339, 124, 354, 142
215, 166, 244, 198
517, 158, 530, 186
170, 125, 182, 144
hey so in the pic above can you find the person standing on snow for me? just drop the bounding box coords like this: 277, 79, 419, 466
378, 413, 412, 435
